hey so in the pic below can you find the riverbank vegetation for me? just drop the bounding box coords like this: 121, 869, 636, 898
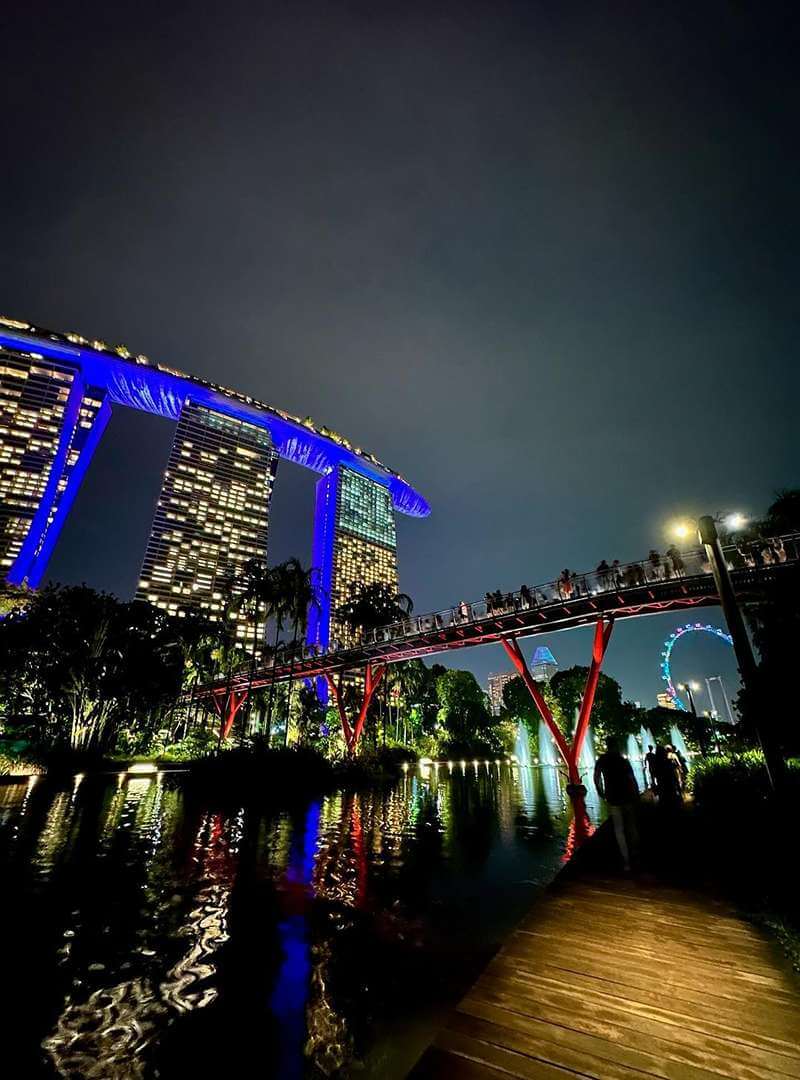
1, 488, 798, 787
0, 567, 511, 774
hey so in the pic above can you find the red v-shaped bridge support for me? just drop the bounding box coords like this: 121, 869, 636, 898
213, 689, 249, 743
325, 662, 387, 755
501, 615, 615, 787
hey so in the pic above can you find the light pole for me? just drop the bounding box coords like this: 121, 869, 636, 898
696, 515, 759, 688
672, 512, 773, 785
678, 680, 708, 755
678, 680, 700, 717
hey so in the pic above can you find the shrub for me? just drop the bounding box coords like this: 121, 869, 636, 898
0, 751, 45, 776
689, 751, 800, 812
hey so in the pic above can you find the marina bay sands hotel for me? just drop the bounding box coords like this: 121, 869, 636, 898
0, 316, 430, 652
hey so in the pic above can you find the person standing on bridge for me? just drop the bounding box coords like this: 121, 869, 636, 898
558, 570, 573, 600
594, 738, 640, 872
648, 549, 663, 581
666, 544, 685, 577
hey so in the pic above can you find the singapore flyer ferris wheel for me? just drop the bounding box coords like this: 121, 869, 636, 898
660, 623, 733, 711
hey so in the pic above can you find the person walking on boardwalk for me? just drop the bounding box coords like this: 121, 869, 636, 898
594, 737, 640, 872
644, 744, 658, 791
654, 745, 683, 807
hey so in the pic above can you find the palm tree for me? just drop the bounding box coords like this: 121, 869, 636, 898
387, 659, 429, 744
278, 558, 320, 744
226, 558, 273, 661
334, 583, 413, 749
335, 582, 413, 643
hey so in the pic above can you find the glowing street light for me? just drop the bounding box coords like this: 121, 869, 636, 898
725, 512, 747, 532
677, 681, 700, 715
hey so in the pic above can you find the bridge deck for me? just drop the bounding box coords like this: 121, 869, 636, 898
197, 554, 798, 699
410, 873, 800, 1080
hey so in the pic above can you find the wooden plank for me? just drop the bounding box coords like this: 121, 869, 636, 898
463, 976, 800, 1079
486, 961, 800, 1055
455, 998, 737, 1080
409, 869, 800, 1080
491, 956, 800, 1042
510, 928, 796, 993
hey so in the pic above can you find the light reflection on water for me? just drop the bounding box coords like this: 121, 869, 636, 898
0, 763, 596, 1078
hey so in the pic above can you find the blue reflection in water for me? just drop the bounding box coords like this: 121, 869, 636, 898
0, 765, 598, 1079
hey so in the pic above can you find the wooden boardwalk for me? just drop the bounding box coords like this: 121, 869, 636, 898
409, 873, 800, 1080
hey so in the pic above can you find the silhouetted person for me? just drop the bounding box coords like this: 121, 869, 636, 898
648, 549, 662, 580
675, 747, 689, 791
644, 744, 658, 790
558, 569, 573, 599
596, 559, 611, 590
594, 737, 640, 871
666, 544, 685, 577
655, 745, 682, 806
520, 584, 532, 608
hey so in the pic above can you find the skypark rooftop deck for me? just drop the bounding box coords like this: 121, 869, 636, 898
197, 533, 800, 698
0, 315, 429, 517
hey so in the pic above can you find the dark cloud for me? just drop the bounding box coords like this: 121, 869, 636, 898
3, 1, 798, 704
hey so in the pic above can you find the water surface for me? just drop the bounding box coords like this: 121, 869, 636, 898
0, 763, 597, 1078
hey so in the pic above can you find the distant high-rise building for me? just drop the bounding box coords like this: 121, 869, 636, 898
487, 671, 517, 716
488, 645, 558, 715
136, 401, 278, 647
307, 465, 399, 652
656, 692, 678, 710
531, 645, 558, 683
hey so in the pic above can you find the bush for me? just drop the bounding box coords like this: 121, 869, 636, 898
689, 751, 800, 812
0, 751, 45, 776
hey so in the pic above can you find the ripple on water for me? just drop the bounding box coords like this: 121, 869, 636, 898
0, 764, 593, 1078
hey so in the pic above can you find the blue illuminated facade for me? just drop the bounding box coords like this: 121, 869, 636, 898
0, 317, 428, 647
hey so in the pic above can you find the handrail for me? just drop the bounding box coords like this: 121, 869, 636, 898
359, 533, 800, 649
226, 533, 800, 673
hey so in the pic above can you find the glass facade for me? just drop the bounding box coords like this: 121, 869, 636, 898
309, 466, 399, 653
0, 348, 108, 585
136, 400, 278, 645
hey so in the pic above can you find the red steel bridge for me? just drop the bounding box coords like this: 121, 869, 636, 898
197, 534, 799, 785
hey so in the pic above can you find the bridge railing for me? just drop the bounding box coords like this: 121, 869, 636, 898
219, 533, 799, 679
361, 533, 800, 648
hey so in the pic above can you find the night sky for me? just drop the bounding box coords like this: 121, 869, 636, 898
3, 2, 798, 708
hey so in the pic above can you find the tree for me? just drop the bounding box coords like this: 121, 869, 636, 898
335, 582, 413, 642
278, 558, 320, 741
759, 488, 800, 537
0, 586, 186, 755
737, 563, 800, 759
435, 669, 500, 755
385, 659, 429, 743
548, 666, 640, 748
641, 706, 680, 745
292, 684, 327, 748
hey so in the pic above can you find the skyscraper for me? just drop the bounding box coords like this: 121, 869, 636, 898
487, 671, 516, 716
0, 346, 110, 585
308, 465, 399, 652
0, 316, 430, 655
136, 401, 279, 646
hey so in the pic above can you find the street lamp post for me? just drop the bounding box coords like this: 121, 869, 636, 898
678, 680, 709, 755
680, 681, 698, 717
697, 516, 758, 687
695, 514, 774, 785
